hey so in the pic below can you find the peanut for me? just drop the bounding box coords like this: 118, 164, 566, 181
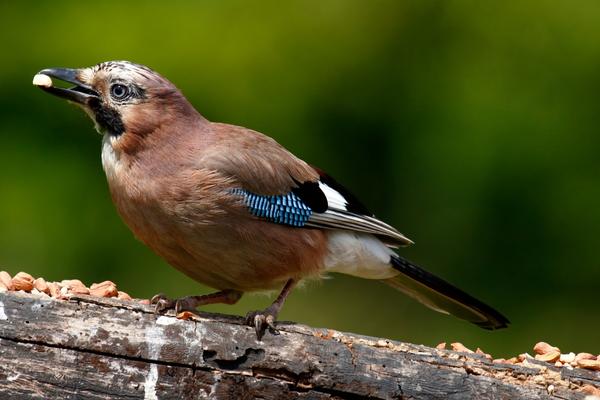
33, 278, 50, 295
32, 73, 53, 87
450, 342, 473, 353
577, 359, 600, 371
576, 353, 597, 363
89, 281, 117, 297
176, 311, 199, 321
117, 291, 132, 301
12, 272, 34, 292
581, 384, 600, 396
535, 351, 560, 363
533, 341, 560, 355
0, 271, 12, 290
48, 282, 61, 298
62, 279, 89, 295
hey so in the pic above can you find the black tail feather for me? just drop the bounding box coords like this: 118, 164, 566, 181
386, 255, 509, 330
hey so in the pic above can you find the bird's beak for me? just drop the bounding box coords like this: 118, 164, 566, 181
33, 68, 99, 105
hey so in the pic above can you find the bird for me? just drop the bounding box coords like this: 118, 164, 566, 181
33, 61, 509, 339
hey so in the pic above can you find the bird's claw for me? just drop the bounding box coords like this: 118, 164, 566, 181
150, 293, 175, 314
150, 293, 198, 315
245, 310, 280, 340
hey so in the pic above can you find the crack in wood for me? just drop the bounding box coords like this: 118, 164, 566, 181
203, 347, 266, 370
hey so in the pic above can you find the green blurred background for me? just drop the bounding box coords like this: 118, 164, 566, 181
1, 1, 598, 357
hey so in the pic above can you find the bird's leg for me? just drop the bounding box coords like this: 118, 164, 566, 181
245, 279, 297, 340
151, 289, 243, 315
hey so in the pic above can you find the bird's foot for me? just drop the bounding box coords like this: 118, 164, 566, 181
245, 306, 280, 340
150, 293, 200, 315
150, 293, 174, 314
151, 290, 243, 316
244, 279, 297, 340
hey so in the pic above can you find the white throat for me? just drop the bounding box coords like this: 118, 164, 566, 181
101, 134, 124, 180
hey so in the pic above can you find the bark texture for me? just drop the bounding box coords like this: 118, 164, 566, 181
0, 291, 597, 399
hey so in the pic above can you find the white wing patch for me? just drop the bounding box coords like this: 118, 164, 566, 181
318, 181, 347, 210
306, 181, 413, 247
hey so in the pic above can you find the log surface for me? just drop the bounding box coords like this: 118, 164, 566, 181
0, 291, 596, 399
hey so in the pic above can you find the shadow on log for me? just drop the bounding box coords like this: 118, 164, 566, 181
0, 291, 597, 399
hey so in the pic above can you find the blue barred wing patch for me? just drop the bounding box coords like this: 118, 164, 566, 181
232, 189, 312, 227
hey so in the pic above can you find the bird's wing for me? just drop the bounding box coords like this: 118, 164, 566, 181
203, 123, 411, 247
230, 174, 412, 247
199, 123, 320, 195
299, 170, 412, 247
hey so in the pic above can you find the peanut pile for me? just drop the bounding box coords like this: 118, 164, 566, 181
438, 342, 600, 397
0, 270, 149, 305
436, 341, 600, 372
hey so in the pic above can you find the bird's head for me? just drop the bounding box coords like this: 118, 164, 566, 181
34, 61, 199, 153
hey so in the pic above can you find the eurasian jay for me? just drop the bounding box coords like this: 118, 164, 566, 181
33, 61, 508, 338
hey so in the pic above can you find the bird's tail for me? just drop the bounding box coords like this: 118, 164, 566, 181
383, 255, 509, 330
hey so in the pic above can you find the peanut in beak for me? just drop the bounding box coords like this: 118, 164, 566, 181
32, 73, 53, 88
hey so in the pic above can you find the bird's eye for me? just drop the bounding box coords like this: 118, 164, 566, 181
110, 84, 129, 100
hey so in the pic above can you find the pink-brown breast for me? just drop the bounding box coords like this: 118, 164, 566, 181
101, 122, 328, 292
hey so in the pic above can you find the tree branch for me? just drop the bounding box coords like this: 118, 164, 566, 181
0, 291, 597, 399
